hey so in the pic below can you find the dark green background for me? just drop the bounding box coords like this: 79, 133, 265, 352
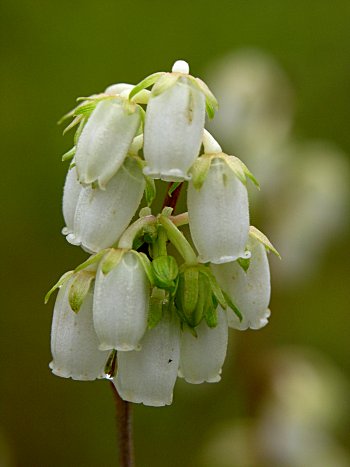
1, 1, 350, 466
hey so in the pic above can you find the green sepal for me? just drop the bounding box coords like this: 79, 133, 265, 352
73, 100, 99, 117
237, 256, 250, 272
188, 76, 218, 119
190, 156, 212, 189
104, 349, 117, 378
122, 99, 139, 116
44, 270, 74, 304
100, 248, 126, 275
221, 290, 243, 322
61, 146, 76, 162
128, 72, 164, 101
176, 266, 199, 318
152, 73, 179, 97
152, 255, 179, 290
220, 154, 259, 189
249, 226, 280, 257
73, 249, 109, 273
63, 115, 83, 135
68, 270, 95, 313
148, 287, 166, 329
133, 251, 155, 286
144, 175, 156, 207
168, 181, 182, 197
204, 301, 218, 328
197, 265, 226, 309
74, 118, 86, 145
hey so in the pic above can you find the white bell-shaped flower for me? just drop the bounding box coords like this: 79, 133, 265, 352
50, 279, 108, 380
114, 313, 180, 406
62, 165, 81, 236
75, 97, 141, 188
65, 157, 145, 253
143, 75, 205, 181
188, 157, 250, 263
93, 252, 150, 351
212, 237, 271, 330
178, 310, 228, 384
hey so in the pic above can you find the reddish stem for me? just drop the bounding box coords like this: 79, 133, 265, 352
110, 381, 135, 467
161, 182, 184, 212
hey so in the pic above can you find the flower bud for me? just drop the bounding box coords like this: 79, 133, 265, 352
75, 98, 141, 188
212, 237, 271, 330
143, 77, 205, 181
50, 278, 108, 380
178, 310, 228, 384
188, 158, 250, 263
65, 157, 145, 253
114, 313, 180, 406
93, 252, 150, 351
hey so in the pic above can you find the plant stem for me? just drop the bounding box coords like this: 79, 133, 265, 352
110, 381, 135, 467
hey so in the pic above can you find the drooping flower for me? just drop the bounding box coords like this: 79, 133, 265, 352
63, 156, 145, 253
93, 251, 150, 351
178, 309, 228, 384
75, 97, 141, 189
142, 61, 206, 181
62, 165, 81, 236
212, 232, 272, 330
188, 156, 250, 263
50, 278, 108, 380
114, 312, 180, 406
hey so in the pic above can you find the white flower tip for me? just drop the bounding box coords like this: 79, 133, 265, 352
143, 166, 190, 182
199, 253, 247, 264
172, 60, 189, 74
49, 361, 103, 381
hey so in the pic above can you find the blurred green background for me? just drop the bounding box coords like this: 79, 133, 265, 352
1, 1, 350, 466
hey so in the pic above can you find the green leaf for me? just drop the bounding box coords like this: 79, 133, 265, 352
249, 226, 281, 258
221, 290, 242, 321
128, 72, 164, 101
68, 270, 95, 313
100, 248, 126, 275
148, 287, 165, 329
61, 146, 76, 162
144, 175, 156, 207
134, 251, 155, 286
44, 270, 74, 304
190, 156, 212, 189
152, 73, 179, 97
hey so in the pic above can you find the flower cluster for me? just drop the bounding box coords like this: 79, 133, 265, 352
47, 60, 279, 406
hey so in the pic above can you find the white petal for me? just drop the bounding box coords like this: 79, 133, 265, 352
114, 314, 180, 406
178, 310, 228, 384
188, 158, 250, 263
212, 239, 271, 330
143, 79, 205, 181
93, 252, 149, 351
75, 98, 140, 188
50, 279, 108, 380
62, 165, 81, 235
66, 157, 145, 253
